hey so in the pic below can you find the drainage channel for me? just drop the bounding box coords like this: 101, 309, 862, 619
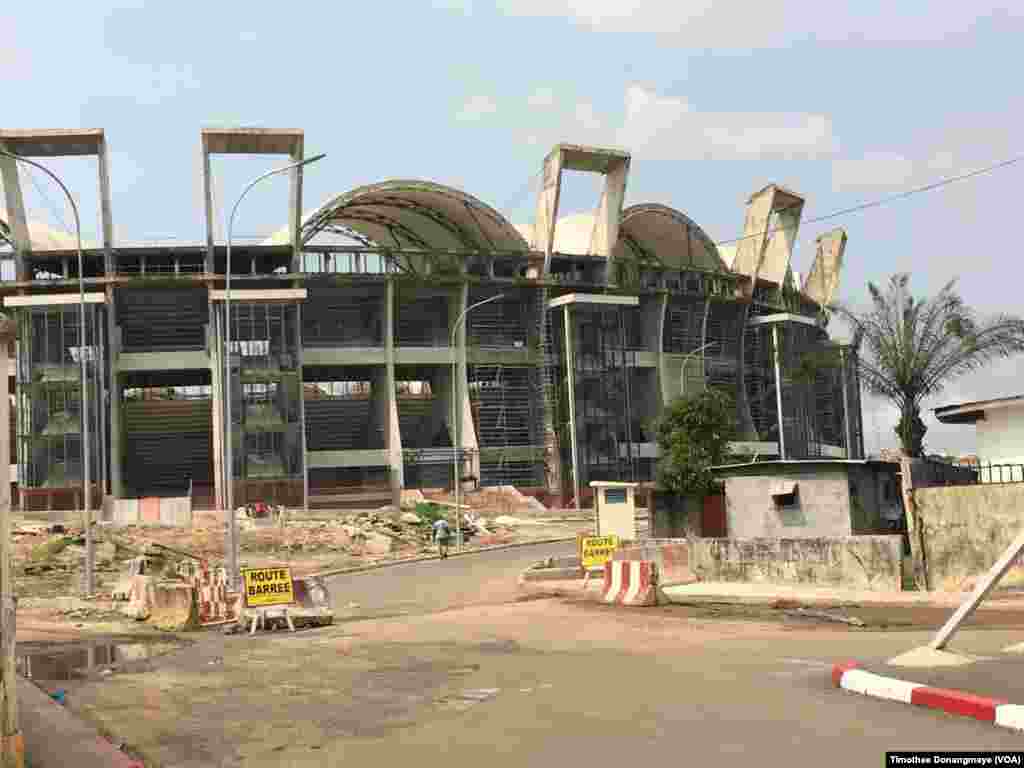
17, 637, 191, 683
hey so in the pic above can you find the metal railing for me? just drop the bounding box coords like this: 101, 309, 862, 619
919, 459, 1024, 487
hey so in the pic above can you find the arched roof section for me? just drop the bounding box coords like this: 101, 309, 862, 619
300, 180, 530, 252
614, 204, 726, 272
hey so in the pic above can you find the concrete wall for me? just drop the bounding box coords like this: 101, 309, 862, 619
723, 467, 852, 539
848, 465, 901, 533
689, 536, 903, 591
913, 483, 1024, 591
977, 403, 1024, 465
102, 496, 192, 527
650, 493, 703, 538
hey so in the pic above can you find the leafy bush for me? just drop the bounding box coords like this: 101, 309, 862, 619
414, 502, 447, 524
655, 388, 737, 497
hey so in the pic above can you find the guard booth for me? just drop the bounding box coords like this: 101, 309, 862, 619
590, 481, 638, 542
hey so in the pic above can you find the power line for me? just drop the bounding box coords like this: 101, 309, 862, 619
714, 154, 1024, 249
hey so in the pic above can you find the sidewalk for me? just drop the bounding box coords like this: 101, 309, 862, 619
18, 676, 143, 768
662, 581, 1024, 609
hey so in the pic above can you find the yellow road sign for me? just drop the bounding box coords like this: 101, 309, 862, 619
581, 535, 619, 569
242, 566, 295, 607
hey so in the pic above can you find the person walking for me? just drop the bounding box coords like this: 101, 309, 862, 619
432, 517, 452, 559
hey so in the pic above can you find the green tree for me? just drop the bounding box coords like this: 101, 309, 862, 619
655, 388, 737, 496
837, 274, 1024, 457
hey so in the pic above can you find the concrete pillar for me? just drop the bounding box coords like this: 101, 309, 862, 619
293, 303, 308, 513
0, 147, 31, 282
288, 135, 305, 273
383, 280, 403, 496
209, 316, 224, 511
97, 135, 114, 276
106, 287, 123, 498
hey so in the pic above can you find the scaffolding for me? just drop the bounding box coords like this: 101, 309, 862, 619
219, 301, 304, 506
16, 304, 105, 510
549, 303, 641, 491
465, 286, 547, 487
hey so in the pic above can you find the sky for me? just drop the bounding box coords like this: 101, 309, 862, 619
2, 0, 1023, 457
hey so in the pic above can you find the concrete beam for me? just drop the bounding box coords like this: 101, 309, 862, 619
200, 128, 304, 156
0, 129, 106, 157
200, 128, 306, 267
3, 293, 106, 307
118, 351, 209, 372
547, 293, 639, 309
307, 449, 391, 469
747, 312, 820, 328
209, 288, 307, 302
533, 143, 632, 277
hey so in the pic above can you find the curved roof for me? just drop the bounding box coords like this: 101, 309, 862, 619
299, 180, 529, 252
615, 204, 725, 272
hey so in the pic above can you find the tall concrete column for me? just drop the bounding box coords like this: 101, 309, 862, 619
293, 303, 308, 513
209, 314, 225, 511
106, 287, 124, 498
384, 280, 403, 499
0, 147, 31, 282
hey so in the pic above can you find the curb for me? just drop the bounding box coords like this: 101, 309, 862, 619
18, 676, 144, 768
832, 661, 1024, 732
663, 591, 1024, 611
304, 536, 578, 580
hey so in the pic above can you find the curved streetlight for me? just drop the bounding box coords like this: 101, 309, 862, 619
449, 292, 504, 550
0, 148, 95, 596
223, 153, 326, 589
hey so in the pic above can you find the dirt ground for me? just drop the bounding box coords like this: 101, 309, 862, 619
35, 595, 1024, 767
11, 486, 592, 641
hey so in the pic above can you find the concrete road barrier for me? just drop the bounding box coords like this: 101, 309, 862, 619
603, 560, 658, 606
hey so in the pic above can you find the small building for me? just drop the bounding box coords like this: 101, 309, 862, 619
934, 395, 1024, 467
711, 459, 903, 539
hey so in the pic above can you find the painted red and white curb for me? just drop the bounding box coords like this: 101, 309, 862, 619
833, 661, 1024, 732
602, 560, 658, 606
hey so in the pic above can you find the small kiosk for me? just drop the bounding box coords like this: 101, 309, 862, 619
589, 481, 639, 542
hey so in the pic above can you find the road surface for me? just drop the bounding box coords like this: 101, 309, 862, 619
56, 540, 1021, 767
325, 540, 574, 619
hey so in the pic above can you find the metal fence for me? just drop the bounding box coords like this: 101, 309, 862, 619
919, 459, 1024, 487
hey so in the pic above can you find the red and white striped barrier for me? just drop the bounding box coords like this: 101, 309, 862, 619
190, 565, 236, 624
833, 661, 1024, 732
602, 560, 658, 606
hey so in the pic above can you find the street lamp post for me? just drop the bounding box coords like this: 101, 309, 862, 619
449, 293, 504, 550
0, 149, 94, 596
223, 153, 325, 589
680, 341, 717, 398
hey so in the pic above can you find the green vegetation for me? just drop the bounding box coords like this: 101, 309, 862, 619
414, 501, 447, 524
837, 274, 1024, 457
655, 388, 737, 497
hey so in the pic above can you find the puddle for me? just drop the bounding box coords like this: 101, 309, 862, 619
17, 638, 188, 682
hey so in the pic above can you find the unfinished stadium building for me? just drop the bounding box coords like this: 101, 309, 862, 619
0, 128, 863, 513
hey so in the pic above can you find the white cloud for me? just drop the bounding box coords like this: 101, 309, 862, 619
503, 84, 839, 161
527, 86, 557, 108
616, 85, 838, 161
831, 123, 1019, 194
491, 1, 1022, 49
456, 94, 499, 122
832, 151, 917, 192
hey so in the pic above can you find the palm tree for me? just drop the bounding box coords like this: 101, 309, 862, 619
838, 274, 1024, 457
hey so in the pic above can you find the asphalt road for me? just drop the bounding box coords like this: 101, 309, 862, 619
324, 540, 574, 619
58, 541, 1024, 767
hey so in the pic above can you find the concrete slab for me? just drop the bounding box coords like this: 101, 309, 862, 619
887, 646, 989, 668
